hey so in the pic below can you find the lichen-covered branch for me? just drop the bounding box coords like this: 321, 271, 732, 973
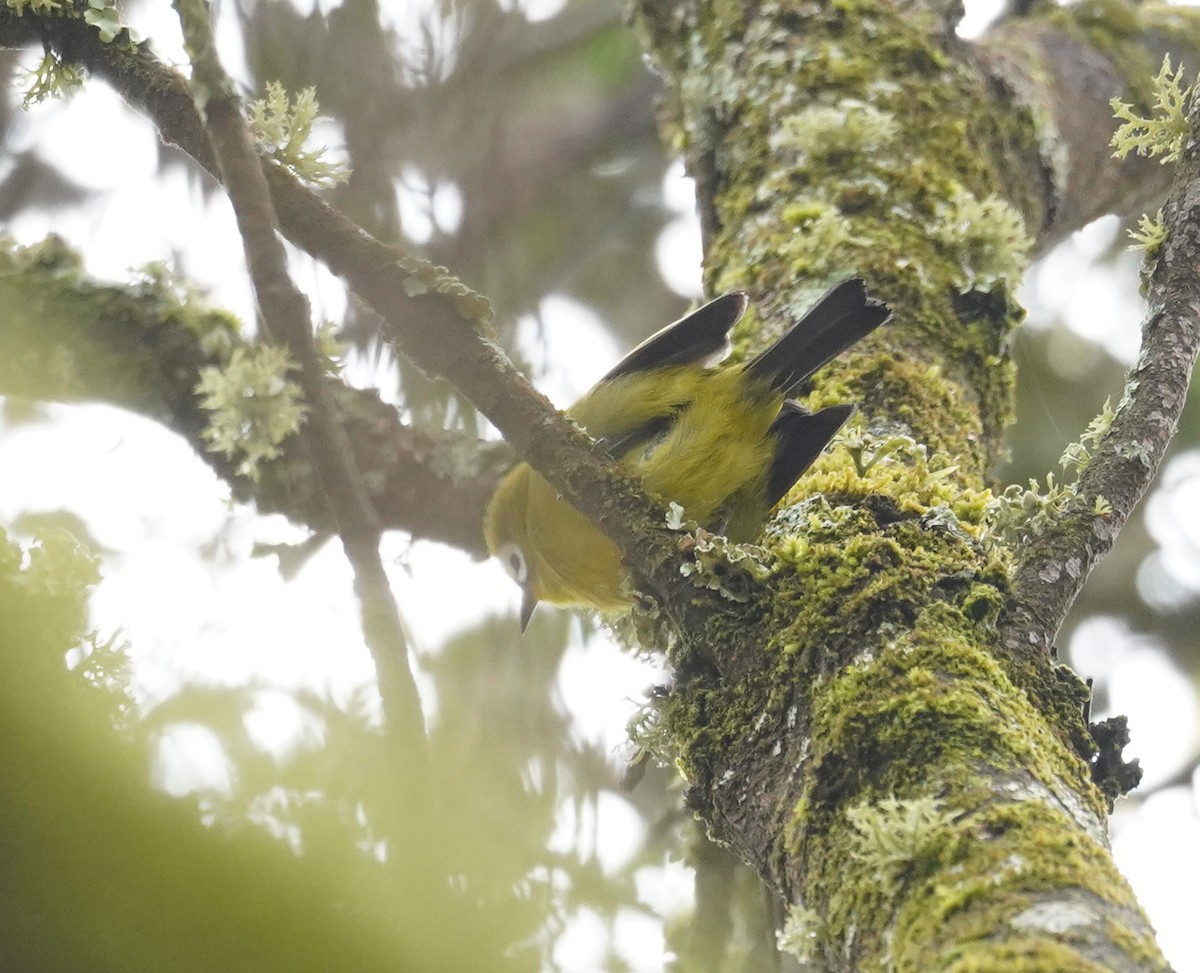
1009, 83, 1200, 650
0, 238, 504, 554
975, 6, 1199, 251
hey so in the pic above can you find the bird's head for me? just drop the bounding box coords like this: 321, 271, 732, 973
484, 463, 628, 631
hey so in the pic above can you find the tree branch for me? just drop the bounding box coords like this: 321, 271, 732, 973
975, 14, 1188, 252
0, 236, 504, 554
1008, 99, 1200, 650
630, 5, 1166, 968
169, 0, 430, 807
0, 12, 689, 607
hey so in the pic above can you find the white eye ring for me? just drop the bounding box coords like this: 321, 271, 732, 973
497, 542, 528, 585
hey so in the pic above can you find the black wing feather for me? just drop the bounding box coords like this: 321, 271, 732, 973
599, 292, 748, 383
749, 279, 889, 396
765, 402, 855, 508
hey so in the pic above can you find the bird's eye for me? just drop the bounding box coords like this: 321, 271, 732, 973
497, 542, 528, 585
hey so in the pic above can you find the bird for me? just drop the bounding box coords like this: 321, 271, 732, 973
484, 278, 890, 631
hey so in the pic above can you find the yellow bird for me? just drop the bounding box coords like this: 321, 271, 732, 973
485, 279, 889, 630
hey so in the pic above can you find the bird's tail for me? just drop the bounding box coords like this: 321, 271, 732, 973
764, 402, 855, 509
747, 279, 889, 395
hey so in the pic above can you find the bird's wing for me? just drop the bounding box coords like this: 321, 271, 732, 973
569, 293, 747, 454
598, 292, 748, 383
594, 412, 678, 461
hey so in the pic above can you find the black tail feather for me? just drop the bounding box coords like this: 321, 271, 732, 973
748, 279, 889, 396
765, 402, 856, 508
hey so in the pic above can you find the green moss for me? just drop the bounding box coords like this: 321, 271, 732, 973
887, 799, 1150, 971
803, 741, 1130, 967
766, 506, 1008, 660
1102, 914, 1174, 972
931, 936, 1117, 972
660, 495, 1058, 807
806, 352, 992, 491
665, 672, 776, 780
807, 643, 1021, 797
649, 0, 1044, 479
771, 599, 1118, 958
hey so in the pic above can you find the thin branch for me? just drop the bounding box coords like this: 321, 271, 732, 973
1007, 99, 1200, 652
168, 0, 430, 806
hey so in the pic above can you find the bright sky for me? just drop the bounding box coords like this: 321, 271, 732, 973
2, 1, 1199, 970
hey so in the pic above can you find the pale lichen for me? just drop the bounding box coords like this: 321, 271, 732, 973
984, 400, 1116, 547
1126, 208, 1165, 255
1110, 55, 1192, 165
846, 795, 956, 893
932, 186, 1031, 291
770, 99, 900, 158
393, 252, 494, 331
196, 343, 309, 481
20, 51, 85, 107
777, 903, 824, 965
249, 82, 351, 189
679, 529, 771, 603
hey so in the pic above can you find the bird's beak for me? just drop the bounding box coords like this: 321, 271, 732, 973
520, 588, 539, 634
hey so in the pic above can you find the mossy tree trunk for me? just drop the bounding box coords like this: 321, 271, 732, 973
630, 2, 1190, 969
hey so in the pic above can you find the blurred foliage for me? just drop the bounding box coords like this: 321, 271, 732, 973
0, 527, 536, 972
1, 0, 1199, 971
0, 517, 692, 972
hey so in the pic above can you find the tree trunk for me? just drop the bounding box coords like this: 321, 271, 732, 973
630, 2, 1184, 969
